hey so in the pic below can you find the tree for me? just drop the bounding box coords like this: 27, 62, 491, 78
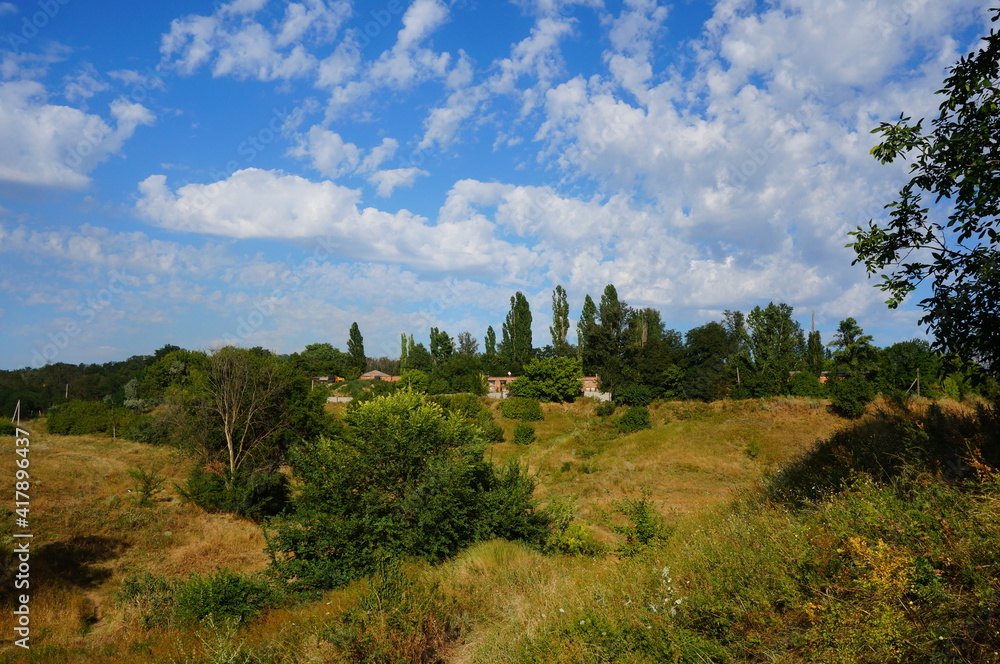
828, 317, 877, 373
877, 339, 942, 395
347, 323, 365, 375
483, 326, 499, 375
500, 291, 534, 374
429, 327, 454, 365
850, 8, 1000, 375
266, 391, 549, 589
684, 321, 732, 401
549, 285, 572, 356
577, 294, 599, 373
195, 347, 295, 490
508, 356, 583, 402
741, 302, 805, 396
456, 331, 479, 356
806, 329, 825, 376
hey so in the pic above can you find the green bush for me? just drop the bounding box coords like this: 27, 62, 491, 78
127, 464, 165, 507
121, 413, 172, 445
499, 396, 543, 421
47, 400, 111, 435
614, 406, 651, 434
324, 566, 462, 663
613, 491, 669, 557
789, 371, 826, 397
507, 357, 582, 402
267, 392, 551, 590
595, 400, 616, 417
175, 569, 281, 625
614, 383, 655, 407
513, 422, 535, 445
179, 466, 289, 520
116, 572, 178, 628
830, 374, 876, 418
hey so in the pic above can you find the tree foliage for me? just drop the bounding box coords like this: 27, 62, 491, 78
266, 391, 549, 589
549, 285, 572, 357
500, 292, 534, 374
829, 317, 877, 373
347, 322, 366, 375
508, 356, 582, 402
851, 8, 1000, 375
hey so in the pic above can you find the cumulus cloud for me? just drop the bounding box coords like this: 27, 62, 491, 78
134, 168, 533, 273
161, 0, 350, 80
368, 167, 428, 197
0, 81, 154, 189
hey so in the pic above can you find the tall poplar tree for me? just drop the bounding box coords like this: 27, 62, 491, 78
577, 294, 599, 373
549, 285, 571, 356
348, 322, 365, 375
500, 291, 533, 374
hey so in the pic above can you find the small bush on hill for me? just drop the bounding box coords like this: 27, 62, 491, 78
175, 569, 281, 626
179, 466, 289, 520
613, 491, 669, 557
614, 383, 655, 407
324, 566, 462, 663
789, 371, 826, 398
614, 406, 651, 434
595, 400, 616, 417
829, 374, 876, 418
47, 400, 111, 435
499, 396, 543, 421
513, 422, 535, 445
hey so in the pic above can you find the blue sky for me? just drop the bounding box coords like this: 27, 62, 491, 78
0, 0, 991, 369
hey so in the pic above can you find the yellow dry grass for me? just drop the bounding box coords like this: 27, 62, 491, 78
0, 396, 849, 661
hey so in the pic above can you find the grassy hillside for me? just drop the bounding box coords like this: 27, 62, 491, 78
2, 396, 998, 663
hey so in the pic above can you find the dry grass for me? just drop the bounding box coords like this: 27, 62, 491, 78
0, 396, 850, 661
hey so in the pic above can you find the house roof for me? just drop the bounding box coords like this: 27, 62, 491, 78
360, 370, 391, 379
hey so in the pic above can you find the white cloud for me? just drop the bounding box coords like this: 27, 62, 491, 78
0, 81, 154, 189
0, 2, 16, 16
288, 126, 361, 178
134, 168, 533, 273
368, 167, 428, 197
63, 63, 110, 103
161, 0, 350, 81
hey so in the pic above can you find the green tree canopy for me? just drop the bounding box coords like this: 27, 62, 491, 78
500, 291, 534, 374
266, 391, 549, 589
508, 356, 583, 402
347, 323, 365, 375
851, 7, 1000, 375
828, 317, 877, 373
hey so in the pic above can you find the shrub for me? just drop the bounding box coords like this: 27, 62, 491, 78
830, 374, 876, 418
613, 491, 669, 557
324, 566, 462, 663
545, 521, 604, 555
121, 413, 172, 445
614, 406, 651, 434
127, 464, 165, 507
499, 396, 543, 421
267, 392, 551, 590
116, 572, 177, 628
513, 422, 535, 445
789, 371, 826, 398
47, 400, 111, 435
179, 466, 289, 520
614, 383, 655, 407
175, 569, 281, 625
595, 400, 616, 417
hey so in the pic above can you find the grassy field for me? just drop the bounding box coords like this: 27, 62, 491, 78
3, 396, 997, 663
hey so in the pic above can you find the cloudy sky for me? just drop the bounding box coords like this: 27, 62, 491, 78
0, 0, 991, 369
